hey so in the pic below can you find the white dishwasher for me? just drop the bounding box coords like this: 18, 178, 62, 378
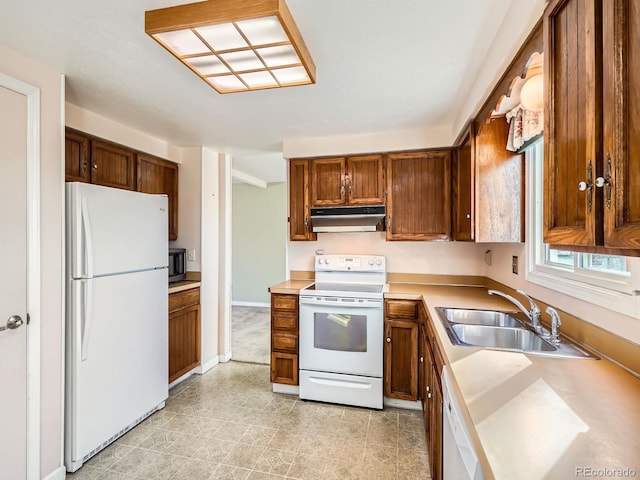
442, 366, 484, 480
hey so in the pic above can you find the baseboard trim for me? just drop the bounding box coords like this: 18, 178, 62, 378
232, 301, 270, 308
43, 466, 65, 480
196, 356, 220, 374
384, 397, 422, 411
218, 351, 232, 363
168, 370, 196, 389
272, 383, 299, 395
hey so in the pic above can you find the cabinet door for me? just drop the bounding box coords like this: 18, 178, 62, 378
310, 157, 346, 206
603, 0, 640, 247
429, 360, 443, 480
475, 118, 524, 242
384, 319, 418, 400
452, 124, 474, 241
346, 154, 384, 205
289, 159, 316, 241
386, 151, 451, 241
90, 140, 137, 190
544, 0, 602, 246
168, 304, 200, 383
137, 153, 179, 241
65, 129, 90, 182
270, 352, 298, 385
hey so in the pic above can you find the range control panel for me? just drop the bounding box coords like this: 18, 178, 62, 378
315, 254, 386, 272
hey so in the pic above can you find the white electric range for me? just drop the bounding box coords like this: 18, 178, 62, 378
298, 254, 386, 409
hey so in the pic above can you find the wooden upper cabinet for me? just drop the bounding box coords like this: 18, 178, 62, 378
137, 153, 179, 241
452, 123, 474, 241
90, 139, 137, 190
544, 0, 640, 250
65, 129, 90, 182
289, 159, 316, 241
386, 150, 451, 241
346, 155, 384, 205
475, 118, 524, 242
602, 0, 640, 248
544, 0, 602, 247
310, 157, 346, 206
309, 155, 384, 207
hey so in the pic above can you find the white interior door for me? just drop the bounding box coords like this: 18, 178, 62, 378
0, 81, 28, 479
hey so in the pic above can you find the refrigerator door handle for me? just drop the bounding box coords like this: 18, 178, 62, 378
81, 197, 94, 279
81, 279, 93, 361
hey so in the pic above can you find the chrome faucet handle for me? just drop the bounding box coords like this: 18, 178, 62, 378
516, 289, 541, 314
545, 307, 562, 344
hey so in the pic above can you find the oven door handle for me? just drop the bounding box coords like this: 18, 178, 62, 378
299, 296, 383, 308
307, 376, 373, 389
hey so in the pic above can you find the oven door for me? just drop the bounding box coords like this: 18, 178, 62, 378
299, 295, 383, 377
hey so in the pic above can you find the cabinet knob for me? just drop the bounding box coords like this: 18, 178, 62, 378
420, 356, 424, 363
578, 181, 590, 192
466, 214, 471, 219
386, 337, 391, 343
92, 163, 98, 170
426, 385, 430, 393
427, 392, 432, 399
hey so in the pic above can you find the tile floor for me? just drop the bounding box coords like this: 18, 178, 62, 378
67, 362, 430, 480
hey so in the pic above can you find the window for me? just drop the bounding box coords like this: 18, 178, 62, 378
526, 139, 640, 317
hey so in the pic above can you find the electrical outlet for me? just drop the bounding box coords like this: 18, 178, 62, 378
512, 256, 519, 274
188, 249, 196, 262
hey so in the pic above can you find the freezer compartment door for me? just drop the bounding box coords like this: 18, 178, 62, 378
67, 182, 168, 278
65, 269, 168, 467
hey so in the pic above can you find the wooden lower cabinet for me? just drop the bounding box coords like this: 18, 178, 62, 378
270, 352, 298, 385
168, 287, 201, 383
384, 299, 420, 401
384, 318, 419, 400
270, 293, 299, 385
420, 304, 444, 480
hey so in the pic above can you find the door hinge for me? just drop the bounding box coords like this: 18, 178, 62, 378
27, 313, 31, 325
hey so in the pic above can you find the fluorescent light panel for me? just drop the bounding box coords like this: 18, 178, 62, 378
145, 0, 316, 93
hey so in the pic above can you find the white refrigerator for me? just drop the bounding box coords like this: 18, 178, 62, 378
65, 182, 169, 472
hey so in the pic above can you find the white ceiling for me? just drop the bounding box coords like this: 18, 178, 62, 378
0, 0, 540, 183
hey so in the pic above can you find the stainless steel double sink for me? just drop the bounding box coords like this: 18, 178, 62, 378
436, 307, 597, 359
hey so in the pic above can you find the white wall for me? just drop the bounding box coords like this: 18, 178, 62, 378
66, 103, 181, 163
283, 126, 452, 159
0, 44, 64, 478
171, 147, 202, 272
289, 233, 486, 276
232, 182, 287, 304
199, 149, 222, 367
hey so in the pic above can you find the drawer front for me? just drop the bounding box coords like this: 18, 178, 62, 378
272, 332, 298, 353
272, 311, 298, 331
169, 287, 200, 313
272, 294, 298, 312
385, 299, 419, 320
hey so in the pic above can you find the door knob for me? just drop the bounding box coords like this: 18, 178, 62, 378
1, 315, 24, 332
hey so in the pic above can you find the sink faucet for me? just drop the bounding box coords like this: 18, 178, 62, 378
487, 289, 548, 335
545, 307, 562, 344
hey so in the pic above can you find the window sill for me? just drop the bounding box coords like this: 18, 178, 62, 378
526, 267, 640, 318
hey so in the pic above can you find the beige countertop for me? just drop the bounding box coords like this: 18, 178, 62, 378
268, 279, 314, 295
168, 280, 201, 294
386, 283, 640, 479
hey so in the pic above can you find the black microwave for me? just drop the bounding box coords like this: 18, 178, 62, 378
168, 248, 186, 283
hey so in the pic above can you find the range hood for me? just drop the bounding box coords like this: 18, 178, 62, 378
310, 205, 386, 233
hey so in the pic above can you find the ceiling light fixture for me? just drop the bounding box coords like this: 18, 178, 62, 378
145, 0, 316, 94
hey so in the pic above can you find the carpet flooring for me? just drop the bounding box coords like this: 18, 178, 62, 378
231, 306, 271, 365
